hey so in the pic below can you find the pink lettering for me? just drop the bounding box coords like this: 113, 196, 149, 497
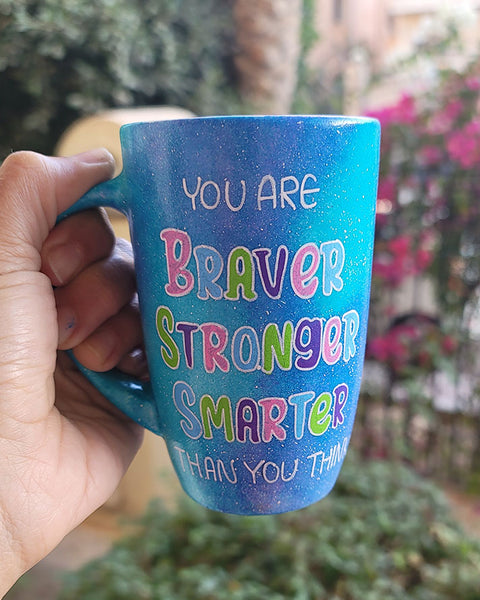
200, 323, 230, 373
258, 397, 288, 442
160, 228, 194, 296
290, 242, 320, 298
323, 316, 343, 364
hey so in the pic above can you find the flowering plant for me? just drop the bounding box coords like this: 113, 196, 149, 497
365, 58, 480, 377
367, 314, 458, 378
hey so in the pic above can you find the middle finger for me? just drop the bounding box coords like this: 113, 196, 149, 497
55, 238, 136, 350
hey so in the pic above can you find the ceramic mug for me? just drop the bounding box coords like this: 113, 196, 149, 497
62, 115, 380, 515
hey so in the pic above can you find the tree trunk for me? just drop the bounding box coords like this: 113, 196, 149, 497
233, 0, 303, 114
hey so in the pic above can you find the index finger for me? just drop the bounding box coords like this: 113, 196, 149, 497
0, 149, 115, 275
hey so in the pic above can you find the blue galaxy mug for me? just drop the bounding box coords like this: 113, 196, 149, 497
63, 115, 380, 515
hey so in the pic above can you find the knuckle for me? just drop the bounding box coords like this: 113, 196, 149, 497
91, 261, 136, 315
1, 151, 48, 181
0, 152, 52, 212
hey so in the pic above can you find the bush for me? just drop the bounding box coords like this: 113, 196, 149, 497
360, 31, 480, 480
0, 0, 239, 159
58, 453, 480, 599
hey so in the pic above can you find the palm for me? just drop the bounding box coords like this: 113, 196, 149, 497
10, 352, 142, 568
0, 268, 142, 580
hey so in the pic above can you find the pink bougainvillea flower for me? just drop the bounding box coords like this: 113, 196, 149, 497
419, 144, 443, 166
441, 335, 458, 354
388, 235, 410, 256
367, 336, 390, 362
393, 93, 417, 125
367, 327, 413, 373
365, 105, 396, 128
372, 232, 434, 287
427, 99, 463, 135
466, 76, 480, 91
372, 257, 398, 284
377, 175, 397, 202
415, 248, 433, 272
366, 93, 417, 127
447, 120, 480, 168
444, 99, 463, 121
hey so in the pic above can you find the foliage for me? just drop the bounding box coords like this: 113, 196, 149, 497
291, 0, 322, 115
365, 55, 480, 379
367, 314, 458, 380
0, 0, 239, 159
360, 26, 480, 481
58, 453, 480, 600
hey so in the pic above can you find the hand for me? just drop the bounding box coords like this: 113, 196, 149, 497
0, 150, 145, 596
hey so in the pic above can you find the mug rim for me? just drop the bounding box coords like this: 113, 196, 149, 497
120, 114, 380, 133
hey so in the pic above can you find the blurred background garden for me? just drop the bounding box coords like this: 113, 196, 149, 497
2, 0, 480, 598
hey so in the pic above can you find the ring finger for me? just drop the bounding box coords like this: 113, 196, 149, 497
72, 297, 145, 373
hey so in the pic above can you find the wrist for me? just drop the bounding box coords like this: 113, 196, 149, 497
0, 507, 24, 598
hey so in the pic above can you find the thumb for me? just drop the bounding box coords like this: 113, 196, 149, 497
0, 149, 115, 275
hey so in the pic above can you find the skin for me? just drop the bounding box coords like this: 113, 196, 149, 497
0, 149, 146, 596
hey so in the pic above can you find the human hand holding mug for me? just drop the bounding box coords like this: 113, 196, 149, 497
0, 150, 145, 596
63, 115, 380, 515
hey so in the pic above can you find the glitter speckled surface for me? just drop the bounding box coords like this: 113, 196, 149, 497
70, 115, 380, 514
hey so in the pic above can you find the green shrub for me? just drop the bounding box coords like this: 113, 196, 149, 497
0, 0, 239, 159
58, 453, 480, 599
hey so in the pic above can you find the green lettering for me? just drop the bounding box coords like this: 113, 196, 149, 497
309, 392, 332, 435
225, 247, 257, 301
262, 322, 294, 374
200, 394, 234, 442
155, 306, 180, 369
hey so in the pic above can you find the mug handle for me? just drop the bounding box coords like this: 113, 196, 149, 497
58, 175, 162, 436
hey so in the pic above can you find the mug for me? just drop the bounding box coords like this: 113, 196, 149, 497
63, 115, 380, 515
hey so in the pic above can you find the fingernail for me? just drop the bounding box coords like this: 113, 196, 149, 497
76, 148, 115, 167
57, 307, 77, 347
47, 243, 83, 286
128, 348, 150, 381
84, 331, 118, 366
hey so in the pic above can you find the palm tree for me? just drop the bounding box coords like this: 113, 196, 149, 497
233, 0, 303, 114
